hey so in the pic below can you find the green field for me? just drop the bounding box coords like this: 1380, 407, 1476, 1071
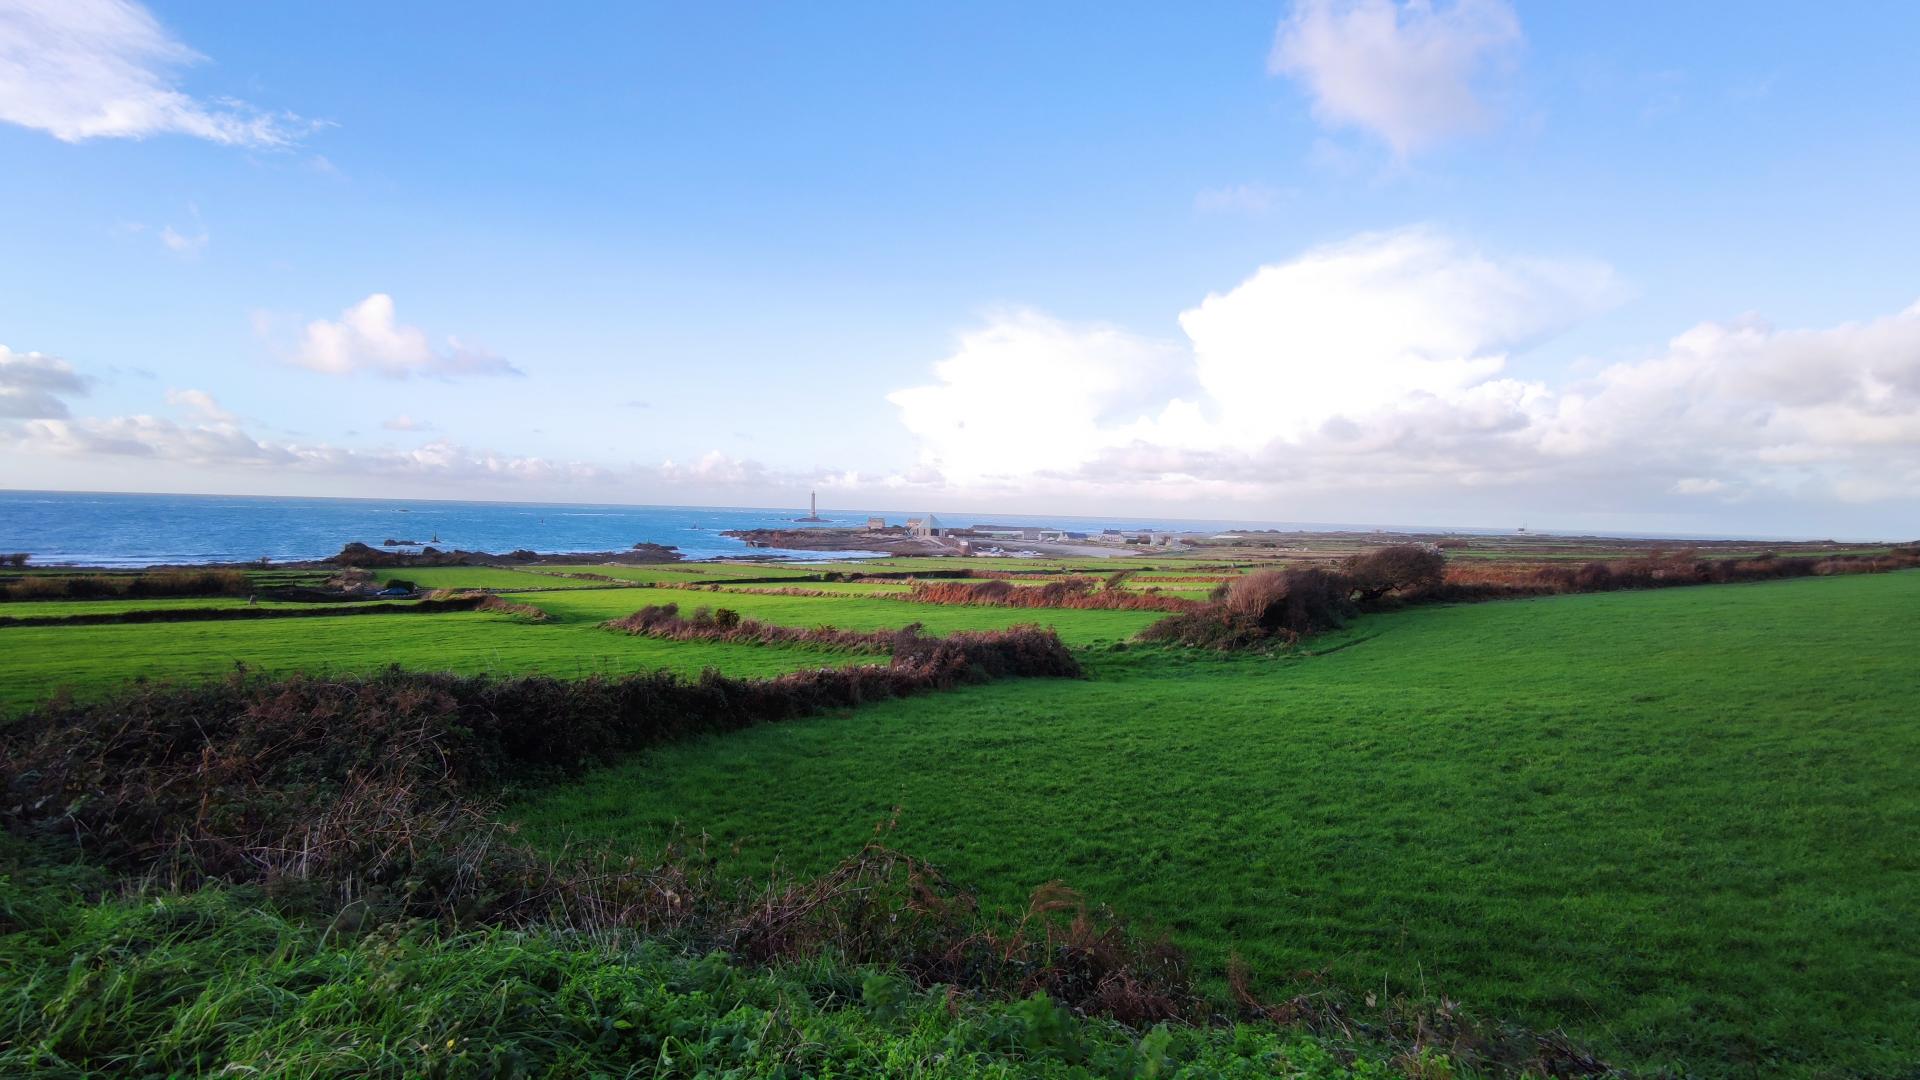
369, 565, 619, 590
504, 586, 1166, 646
509, 572, 1920, 1076
553, 562, 825, 584
717, 579, 914, 595
0, 606, 862, 713
6, 555, 1916, 1076
0, 596, 393, 619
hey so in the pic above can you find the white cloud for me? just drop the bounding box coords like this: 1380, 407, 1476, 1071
1270, 0, 1521, 157
0, 345, 88, 418
382, 414, 429, 432
1179, 228, 1615, 446
887, 310, 1196, 487
1536, 302, 1920, 503
291, 294, 520, 380
0, 0, 311, 146
164, 387, 233, 422
885, 229, 1920, 522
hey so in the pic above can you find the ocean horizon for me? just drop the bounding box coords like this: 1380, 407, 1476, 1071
0, 489, 1850, 568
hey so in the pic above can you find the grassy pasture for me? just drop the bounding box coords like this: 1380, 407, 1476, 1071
0, 596, 394, 619
798, 556, 1218, 574
717, 580, 914, 595
369, 566, 618, 590
0, 608, 864, 713
509, 572, 1920, 1077
560, 562, 824, 584
504, 587, 1167, 646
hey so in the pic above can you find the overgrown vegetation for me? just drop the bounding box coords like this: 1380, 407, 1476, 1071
1439, 545, 1920, 598
1141, 569, 1357, 648
1143, 543, 1920, 649
0, 838, 1470, 1079
0, 568, 252, 602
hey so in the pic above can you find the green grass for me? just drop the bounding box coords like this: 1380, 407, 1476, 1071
509, 572, 1920, 1077
0, 596, 394, 619
0, 850, 1413, 1079
792, 556, 1217, 574
370, 566, 617, 590
555, 562, 825, 584
0, 608, 864, 713
716, 579, 913, 595
504, 587, 1167, 646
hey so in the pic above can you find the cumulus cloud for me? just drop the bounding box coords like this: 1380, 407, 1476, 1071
0, 0, 312, 146
1536, 302, 1920, 503
1271, 0, 1521, 156
888, 310, 1196, 487
886, 229, 1920, 521
0, 345, 88, 418
291, 294, 519, 379
382, 414, 429, 432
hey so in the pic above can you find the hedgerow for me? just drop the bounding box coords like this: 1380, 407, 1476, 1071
1141, 544, 1920, 650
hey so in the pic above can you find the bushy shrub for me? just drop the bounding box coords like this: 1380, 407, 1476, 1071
1140, 569, 1354, 649
1343, 545, 1446, 602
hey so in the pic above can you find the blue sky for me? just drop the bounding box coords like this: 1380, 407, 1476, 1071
3, 1, 1918, 538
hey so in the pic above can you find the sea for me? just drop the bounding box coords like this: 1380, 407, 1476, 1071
0, 489, 1529, 568
0, 490, 1411, 568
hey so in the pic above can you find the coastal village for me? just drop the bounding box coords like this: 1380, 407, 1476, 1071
723, 493, 1192, 558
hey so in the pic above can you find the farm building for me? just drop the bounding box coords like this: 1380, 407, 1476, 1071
907, 514, 941, 539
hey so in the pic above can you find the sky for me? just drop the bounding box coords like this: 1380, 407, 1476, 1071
2, 1, 1918, 539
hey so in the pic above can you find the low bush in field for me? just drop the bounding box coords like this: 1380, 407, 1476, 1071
0, 569, 252, 602
1141, 569, 1356, 649
659, 577, 1201, 612
904, 578, 1200, 612
608, 602, 908, 653
1344, 545, 1446, 603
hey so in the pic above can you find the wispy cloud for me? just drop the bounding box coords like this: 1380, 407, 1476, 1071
0, 0, 315, 146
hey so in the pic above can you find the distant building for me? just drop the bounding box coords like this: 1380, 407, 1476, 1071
865, 516, 887, 530
908, 514, 941, 539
